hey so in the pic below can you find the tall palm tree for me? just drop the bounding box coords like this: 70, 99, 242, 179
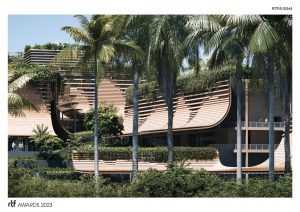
185, 15, 263, 183
61, 15, 142, 177
124, 15, 149, 179
147, 15, 185, 165
275, 15, 292, 173
249, 15, 292, 180
8, 72, 39, 117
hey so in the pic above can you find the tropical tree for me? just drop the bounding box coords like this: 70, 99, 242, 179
272, 15, 292, 173
185, 15, 263, 183
61, 15, 142, 177
249, 15, 292, 179
124, 15, 149, 179
147, 15, 186, 165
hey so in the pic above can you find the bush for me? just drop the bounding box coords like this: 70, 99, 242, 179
30, 124, 64, 151
128, 166, 292, 197
9, 174, 126, 197
84, 104, 124, 138
38, 149, 71, 168
8, 164, 292, 197
75, 146, 217, 162
37, 169, 80, 180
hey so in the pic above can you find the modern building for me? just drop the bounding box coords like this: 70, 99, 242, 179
8, 49, 292, 173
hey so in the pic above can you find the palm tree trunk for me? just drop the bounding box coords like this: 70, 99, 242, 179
196, 47, 200, 76
236, 59, 243, 184
132, 69, 139, 179
284, 68, 292, 173
284, 99, 291, 172
93, 47, 99, 177
268, 59, 275, 181
167, 90, 174, 165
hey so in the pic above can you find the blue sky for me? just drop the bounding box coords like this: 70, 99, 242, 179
8, 15, 85, 53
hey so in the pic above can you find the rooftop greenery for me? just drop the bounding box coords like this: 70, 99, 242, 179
125, 63, 239, 104
24, 42, 71, 53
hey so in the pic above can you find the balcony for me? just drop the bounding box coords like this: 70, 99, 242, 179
220, 121, 284, 130
243, 121, 284, 128
234, 144, 279, 153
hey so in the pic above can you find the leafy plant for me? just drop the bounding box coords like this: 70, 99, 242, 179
31, 124, 63, 151
84, 104, 124, 139
75, 146, 217, 162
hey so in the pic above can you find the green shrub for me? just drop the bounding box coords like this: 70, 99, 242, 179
128, 166, 292, 197
37, 169, 80, 180
8, 164, 292, 197
84, 104, 124, 138
8, 157, 38, 169
75, 146, 217, 162
38, 149, 71, 168
9, 174, 126, 197
30, 124, 64, 151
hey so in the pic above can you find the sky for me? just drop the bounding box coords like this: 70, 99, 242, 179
8, 15, 84, 53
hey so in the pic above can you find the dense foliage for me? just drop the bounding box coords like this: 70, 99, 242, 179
125, 64, 237, 104
125, 81, 160, 104
24, 42, 70, 52
84, 104, 124, 138
75, 146, 217, 162
67, 131, 130, 147
9, 162, 292, 197
30, 124, 64, 151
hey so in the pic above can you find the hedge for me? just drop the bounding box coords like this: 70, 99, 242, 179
75, 146, 217, 162
9, 165, 292, 197
36, 169, 80, 180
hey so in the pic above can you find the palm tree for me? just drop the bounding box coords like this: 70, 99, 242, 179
8, 72, 39, 117
61, 15, 142, 178
124, 15, 149, 179
275, 15, 292, 173
249, 15, 292, 180
185, 15, 263, 183
147, 15, 185, 165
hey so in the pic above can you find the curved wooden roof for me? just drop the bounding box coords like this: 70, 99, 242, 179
123, 80, 231, 135
8, 85, 55, 136
98, 78, 126, 116
58, 87, 91, 114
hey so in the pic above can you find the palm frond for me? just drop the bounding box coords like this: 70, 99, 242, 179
74, 15, 90, 30
224, 15, 262, 26
98, 44, 115, 63
8, 92, 40, 117
114, 39, 144, 60
62, 26, 92, 44
8, 73, 35, 93
249, 21, 279, 53
186, 15, 221, 32
50, 44, 83, 67
205, 27, 229, 54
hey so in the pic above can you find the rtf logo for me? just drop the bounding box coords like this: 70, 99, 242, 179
8, 200, 17, 207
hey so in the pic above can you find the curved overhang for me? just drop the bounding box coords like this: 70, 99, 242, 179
123, 80, 232, 136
